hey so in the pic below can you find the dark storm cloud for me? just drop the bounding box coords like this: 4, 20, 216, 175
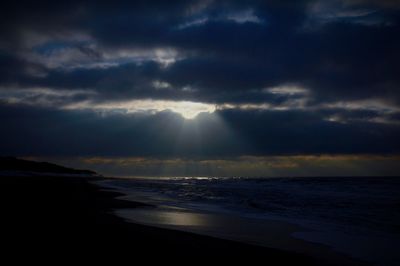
0, 104, 243, 157
1, 1, 399, 95
1, 0, 400, 158
1, 104, 399, 158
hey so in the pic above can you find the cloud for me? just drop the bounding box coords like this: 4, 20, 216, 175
1, 84, 399, 124
176, 8, 265, 30
1, 1, 399, 99
0, 0, 400, 167
64, 99, 216, 119
1, 103, 400, 159
264, 85, 310, 96
0, 87, 95, 107
306, 3, 386, 27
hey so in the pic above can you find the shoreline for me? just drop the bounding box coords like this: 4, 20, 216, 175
115, 207, 364, 265
95, 177, 370, 266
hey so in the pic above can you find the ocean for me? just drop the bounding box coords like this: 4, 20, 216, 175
96, 176, 400, 265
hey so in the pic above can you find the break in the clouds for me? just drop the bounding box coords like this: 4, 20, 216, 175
1, 0, 400, 176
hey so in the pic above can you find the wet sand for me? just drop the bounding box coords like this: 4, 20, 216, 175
116, 206, 367, 265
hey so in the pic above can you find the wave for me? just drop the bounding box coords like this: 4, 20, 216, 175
98, 176, 400, 234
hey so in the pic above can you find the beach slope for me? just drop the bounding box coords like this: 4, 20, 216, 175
0, 175, 318, 264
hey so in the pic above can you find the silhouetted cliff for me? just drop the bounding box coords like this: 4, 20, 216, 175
0, 157, 97, 175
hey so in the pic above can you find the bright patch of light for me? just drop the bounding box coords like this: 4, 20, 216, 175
168, 101, 215, 119
176, 17, 209, 30
152, 80, 171, 90
154, 48, 179, 67
65, 99, 216, 119
264, 85, 309, 96
101, 47, 183, 68
225, 9, 264, 24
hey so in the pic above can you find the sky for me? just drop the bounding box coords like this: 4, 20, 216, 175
1, 0, 400, 177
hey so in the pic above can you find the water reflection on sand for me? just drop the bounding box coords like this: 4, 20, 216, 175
117, 207, 207, 227
114, 206, 359, 266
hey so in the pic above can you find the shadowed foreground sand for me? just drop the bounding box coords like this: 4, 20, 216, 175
0, 175, 325, 264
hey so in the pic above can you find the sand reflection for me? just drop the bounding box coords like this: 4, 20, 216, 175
116, 208, 207, 227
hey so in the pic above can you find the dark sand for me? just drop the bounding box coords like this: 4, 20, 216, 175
0, 175, 330, 264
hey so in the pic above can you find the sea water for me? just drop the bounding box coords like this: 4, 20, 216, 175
97, 176, 400, 265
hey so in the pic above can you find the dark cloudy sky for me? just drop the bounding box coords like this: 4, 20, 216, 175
1, 0, 400, 177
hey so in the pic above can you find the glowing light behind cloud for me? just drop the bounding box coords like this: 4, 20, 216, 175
1, 85, 399, 124
65, 99, 216, 119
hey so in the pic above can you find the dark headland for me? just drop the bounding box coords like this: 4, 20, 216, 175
0, 157, 321, 264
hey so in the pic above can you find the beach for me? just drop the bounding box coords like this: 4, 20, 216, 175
0, 175, 321, 264
2, 1, 400, 265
